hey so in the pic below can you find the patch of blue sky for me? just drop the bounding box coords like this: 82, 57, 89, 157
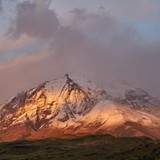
134, 21, 160, 42
0, 19, 8, 37
0, 0, 16, 36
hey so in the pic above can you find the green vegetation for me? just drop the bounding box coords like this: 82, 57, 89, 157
0, 135, 160, 160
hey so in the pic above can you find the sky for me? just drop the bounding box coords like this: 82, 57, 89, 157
0, 0, 160, 102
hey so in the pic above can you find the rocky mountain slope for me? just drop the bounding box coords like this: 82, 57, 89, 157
0, 74, 160, 142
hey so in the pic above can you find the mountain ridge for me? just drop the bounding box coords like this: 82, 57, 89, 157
0, 74, 160, 142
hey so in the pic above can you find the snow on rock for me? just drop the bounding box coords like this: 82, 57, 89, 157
0, 73, 160, 141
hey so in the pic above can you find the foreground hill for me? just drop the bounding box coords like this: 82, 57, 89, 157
0, 135, 160, 160
0, 74, 160, 141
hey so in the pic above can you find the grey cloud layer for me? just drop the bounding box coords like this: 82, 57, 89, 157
10, 0, 59, 39
0, 0, 2, 12
0, 0, 160, 102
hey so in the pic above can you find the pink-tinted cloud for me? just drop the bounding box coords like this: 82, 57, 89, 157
0, 34, 37, 55
0, 0, 160, 103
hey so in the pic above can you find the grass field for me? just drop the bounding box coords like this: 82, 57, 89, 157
0, 135, 160, 160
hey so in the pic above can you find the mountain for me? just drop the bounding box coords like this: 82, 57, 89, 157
0, 74, 160, 142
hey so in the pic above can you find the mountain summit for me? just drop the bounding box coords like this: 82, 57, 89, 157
0, 74, 160, 142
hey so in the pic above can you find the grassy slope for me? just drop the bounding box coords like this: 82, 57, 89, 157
0, 135, 160, 160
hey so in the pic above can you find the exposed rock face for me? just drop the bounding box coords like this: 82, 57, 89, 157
0, 74, 160, 142
116, 89, 160, 117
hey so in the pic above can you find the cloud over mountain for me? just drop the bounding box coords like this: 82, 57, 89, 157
0, 0, 160, 102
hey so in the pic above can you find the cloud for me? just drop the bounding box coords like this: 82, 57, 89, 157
0, 34, 36, 55
99, 0, 160, 21
0, 52, 50, 102
0, 0, 160, 102
0, 0, 2, 13
10, 0, 60, 39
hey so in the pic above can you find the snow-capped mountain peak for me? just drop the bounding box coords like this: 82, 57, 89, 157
0, 74, 160, 142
